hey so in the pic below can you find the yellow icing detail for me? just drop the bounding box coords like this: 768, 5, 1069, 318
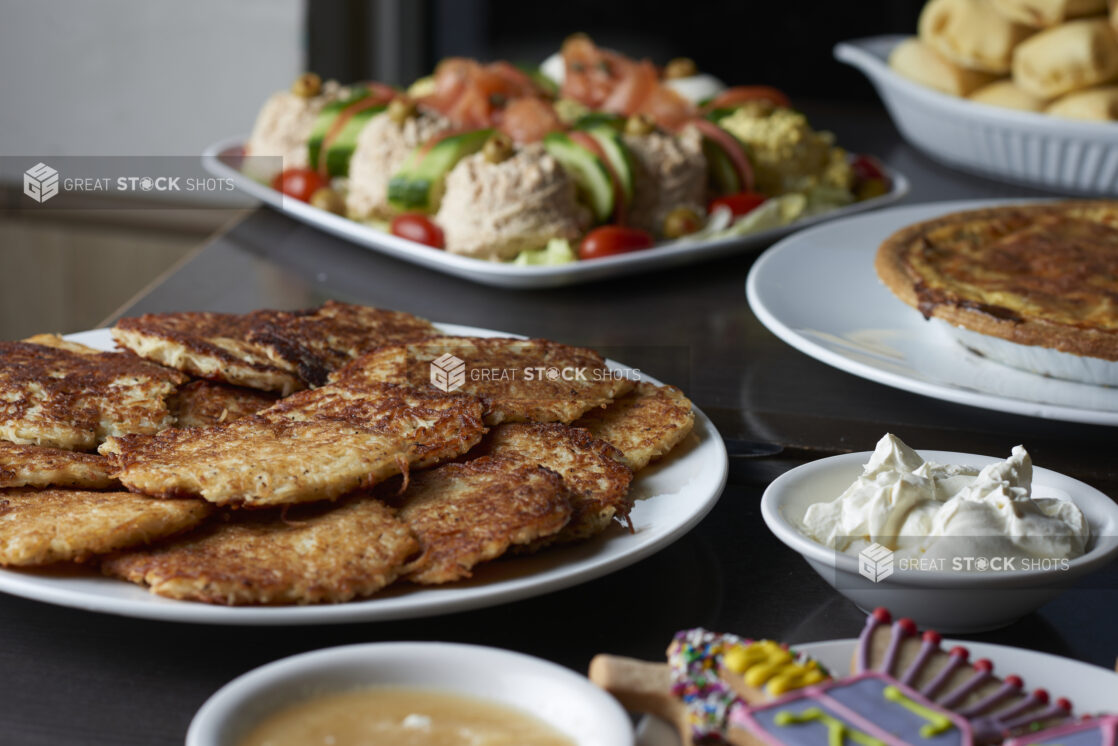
722, 640, 827, 695
768, 666, 828, 695
723, 646, 750, 674
774, 707, 887, 746
883, 685, 954, 738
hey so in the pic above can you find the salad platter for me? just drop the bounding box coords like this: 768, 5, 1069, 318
204, 35, 908, 288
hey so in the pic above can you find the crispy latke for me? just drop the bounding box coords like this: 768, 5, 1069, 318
102, 497, 417, 605
21, 334, 100, 355
0, 442, 116, 489
482, 423, 633, 543
0, 341, 187, 451
332, 336, 634, 424
101, 380, 486, 507
112, 301, 438, 394
248, 300, 439, 385
113, 310, 298, 394
393, 455, 573, 584
0, 488, 211, 566
574, 382, 694, 470
169, 380, 278, 428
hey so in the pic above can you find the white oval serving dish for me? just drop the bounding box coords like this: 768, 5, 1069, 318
836, 35, 1118, 195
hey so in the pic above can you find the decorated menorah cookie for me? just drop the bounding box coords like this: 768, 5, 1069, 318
853, 608, 1075, 743
589, 628, 831, 745
589, 613, 1095, 746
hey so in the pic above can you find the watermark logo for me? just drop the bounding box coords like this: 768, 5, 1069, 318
429, 353, 466, 393
858, 543, 894, 583
24, 162, 60, 203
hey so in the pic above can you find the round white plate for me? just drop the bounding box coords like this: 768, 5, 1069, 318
203, 138, 909, 289
746, 200, 1118, 425
637, 637, 1118, 745
0, 323, 727, 625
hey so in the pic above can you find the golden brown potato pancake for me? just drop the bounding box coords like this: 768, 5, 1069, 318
20, 334, 101, 355
102, 497, 417, 605
0, 341, 186, 451
0, 442, 116, 489
112, 301, 438, 394
101, 380, 486, 507
169, 380, 278, 428
394, 455, 573, 584
574, 382, 694, 471
482, 423, 633, 543
332, 336, 634, 424
0, 488, 211, 566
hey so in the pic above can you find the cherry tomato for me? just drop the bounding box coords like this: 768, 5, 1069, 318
271, 168, 328, 202
578, 226, 655, 260
391, 213, 445, 248
851, 154, 888, 184
709, 191, 767, 217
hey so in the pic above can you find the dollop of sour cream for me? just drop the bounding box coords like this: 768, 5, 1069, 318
799, 434, 1089, 564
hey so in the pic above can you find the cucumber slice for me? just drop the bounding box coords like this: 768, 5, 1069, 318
702, 136, 742, 196
585, 127, 634, 203
573, 112, 625, 131
387, 129, 494, 213
514, 63, 559, 96
324, 104, 385, 178
306, 87, 369, 171
543, 132, 614, 223
703, 107, 739, 123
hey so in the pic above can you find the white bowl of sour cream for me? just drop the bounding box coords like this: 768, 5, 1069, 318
187, 642, 634, 746
761, 435, 1118, 633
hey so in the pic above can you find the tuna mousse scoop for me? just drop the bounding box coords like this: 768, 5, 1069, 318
797, 434, 1089, 567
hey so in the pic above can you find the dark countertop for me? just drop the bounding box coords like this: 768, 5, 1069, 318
3, 102, 1115, 744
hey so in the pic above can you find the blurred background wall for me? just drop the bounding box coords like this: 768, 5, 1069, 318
308, 0, 925, 95
0, 0, 304, 339
0, 0, 304, 157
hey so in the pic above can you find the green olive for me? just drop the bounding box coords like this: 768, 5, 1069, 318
309, 187, 345, 215
483, 133, 514, 164
624, 114, 656, 137
387, 97, 416, 124
663, 206, 703, 238
664, 57, 697, 80
291, 72, 322, 98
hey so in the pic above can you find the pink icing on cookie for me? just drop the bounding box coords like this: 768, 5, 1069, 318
1003, 714, 1116, 746
730, 671, 974, 746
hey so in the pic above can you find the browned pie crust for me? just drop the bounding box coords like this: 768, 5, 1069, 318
875, 201, 1118, 362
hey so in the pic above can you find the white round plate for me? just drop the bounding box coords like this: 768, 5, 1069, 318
637, 638, 1118, 745
0, 323, 727, 625
203, 137, 909, 289
746, 200, 1118, 425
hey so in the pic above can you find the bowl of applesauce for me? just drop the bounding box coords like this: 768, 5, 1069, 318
187, 642, 634, 746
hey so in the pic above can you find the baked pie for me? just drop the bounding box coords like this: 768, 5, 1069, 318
875, 202, 1118, 383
